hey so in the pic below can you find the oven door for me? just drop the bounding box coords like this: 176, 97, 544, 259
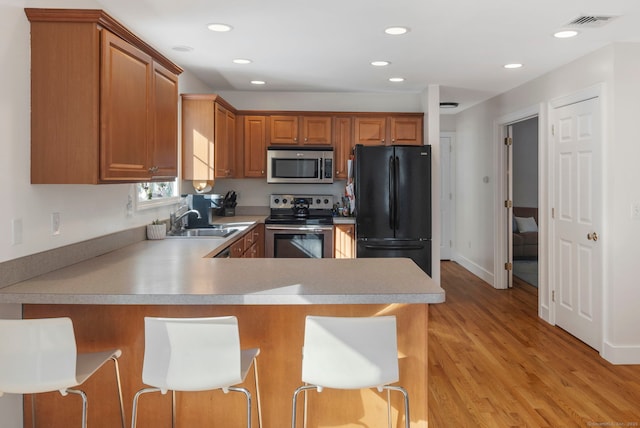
265, 225, 334, 258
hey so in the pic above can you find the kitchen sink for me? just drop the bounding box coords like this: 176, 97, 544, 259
166, 222, 253, 239
166, 228, 238, 238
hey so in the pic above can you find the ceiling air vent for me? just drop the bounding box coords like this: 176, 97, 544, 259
566, 15, 618, 28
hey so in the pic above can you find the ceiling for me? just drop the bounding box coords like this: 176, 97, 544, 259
96, 0, 640, 112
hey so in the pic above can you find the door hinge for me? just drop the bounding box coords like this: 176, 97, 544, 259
505, 262, 512, 271
551, 125, 555, 136
505, 200, 513, 208
552, 290, 555, 302
552, 207, 555, 219
504, 137, 513, 146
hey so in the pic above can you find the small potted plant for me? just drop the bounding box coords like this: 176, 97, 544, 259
146, 219, 166, 240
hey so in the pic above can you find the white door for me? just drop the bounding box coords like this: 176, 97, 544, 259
440, 134, 453, 260
552, 96, 602, 351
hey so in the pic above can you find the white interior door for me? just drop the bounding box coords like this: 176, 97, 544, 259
440, 134, 453, 260
552, 96, 602, 351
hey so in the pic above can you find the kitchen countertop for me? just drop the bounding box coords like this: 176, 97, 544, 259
332, 216, 356, 224
0, 233, 444, 306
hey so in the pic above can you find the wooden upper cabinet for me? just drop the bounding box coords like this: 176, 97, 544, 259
269, 116, 299, 145
333, 117, 353, 179
181, 95, 237, 181
301, 116, 332, 145
100, 31, 153, 181
269, 115, 331, 146
354, 115, 423, 147
244, 116, 267, 178
25, 8, 182, 184
390, 116, 423, 146
214, 103, 235, 178
354, 117, 387, 146
151, 62, 179, 179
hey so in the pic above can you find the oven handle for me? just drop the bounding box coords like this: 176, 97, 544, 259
266, 225, 333, 232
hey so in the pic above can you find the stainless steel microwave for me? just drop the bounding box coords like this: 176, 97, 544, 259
267, 147, 334, 184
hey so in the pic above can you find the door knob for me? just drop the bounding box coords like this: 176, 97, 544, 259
587, 232, 599, 241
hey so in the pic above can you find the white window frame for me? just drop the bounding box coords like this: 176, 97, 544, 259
134, 180, 181, 211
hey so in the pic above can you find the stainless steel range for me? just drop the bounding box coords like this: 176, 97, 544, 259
265, 194, 334, 258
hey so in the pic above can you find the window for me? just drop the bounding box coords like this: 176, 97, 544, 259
135, 180, 180, 210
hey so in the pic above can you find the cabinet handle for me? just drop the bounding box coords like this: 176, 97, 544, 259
148, 166, 159, 174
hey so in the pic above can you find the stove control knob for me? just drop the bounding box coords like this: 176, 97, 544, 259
282, 198, 288, 204
316, 199, 321, 204
324, 198, 329, 204
274, 198, 280, 204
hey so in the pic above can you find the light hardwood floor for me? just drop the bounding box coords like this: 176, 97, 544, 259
429, 261, 640, 427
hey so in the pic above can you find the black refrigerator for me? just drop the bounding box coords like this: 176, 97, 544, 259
355, 144, 432, 276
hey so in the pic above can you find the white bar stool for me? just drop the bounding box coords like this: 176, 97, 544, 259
131, 316, 262, 428
0, 317, 126, 428
292, 315, 410, 428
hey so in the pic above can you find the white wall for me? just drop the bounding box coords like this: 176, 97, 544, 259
453, 43, 640, 363
0, 0, 213, 264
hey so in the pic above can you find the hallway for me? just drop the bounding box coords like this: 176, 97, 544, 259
429, 262, 640, 427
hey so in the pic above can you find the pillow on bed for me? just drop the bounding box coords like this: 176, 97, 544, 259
513, 216, 519, 233
515, 216, 538, 233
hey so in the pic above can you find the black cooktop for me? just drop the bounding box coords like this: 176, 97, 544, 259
265, 211, 334, 226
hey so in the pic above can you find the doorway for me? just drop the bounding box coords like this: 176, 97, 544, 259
509, 117, 539, 289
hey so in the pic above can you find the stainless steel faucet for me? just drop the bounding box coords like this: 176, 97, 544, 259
170, 209, 202, 231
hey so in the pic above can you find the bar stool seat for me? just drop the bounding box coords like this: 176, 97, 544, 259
292, 315, 410, 428
0, 317, 125, 428
131, 316, 262, 428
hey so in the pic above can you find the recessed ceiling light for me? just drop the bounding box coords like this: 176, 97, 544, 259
504, 63, 523, 69
172, 45, 193, 52
207, 23, 233, 32
389, 77, 405, 83
554, 30, 579, 38
384, 26, 409, 35
371, 61, 391, 67
233, 58, 252, 64
251, 80, 266, 85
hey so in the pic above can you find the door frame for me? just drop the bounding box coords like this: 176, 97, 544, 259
493, 104, 551, 322
440, 132, 455, 261
547, 83, 605, 329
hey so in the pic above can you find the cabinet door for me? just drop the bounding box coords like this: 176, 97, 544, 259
230, 236, 246, 258
182, 99, 214, 181
390, 116, 423, 146
214, 103, 234, 178
269, 116, 299, 145
100, 30, 153, 181
150, 61, 178, 179
302, 116, 332, 145
354, 117, 386, 146
226, 110, 236, 176
334, 224, 356, 258
244, 116, 267, 177
333, 117, 353, 179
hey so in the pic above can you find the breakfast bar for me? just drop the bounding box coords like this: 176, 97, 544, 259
0, 238, 445, 427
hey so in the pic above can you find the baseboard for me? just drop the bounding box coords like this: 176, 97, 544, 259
452, 254, 494, 286
601, 342, 640, 365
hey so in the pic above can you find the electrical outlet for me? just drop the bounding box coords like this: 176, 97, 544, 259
51, 212, 61, 235
12, 218, 23, 245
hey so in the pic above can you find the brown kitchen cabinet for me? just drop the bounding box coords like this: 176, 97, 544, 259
334, 224, 356, 258
333, 117, 353, 179
181, 94, 237, 181
230, 224, 265, 258
269, 115, 332, 146
354, 114, 423, 146
26, 8, 182, 184
243, 116, 268, 178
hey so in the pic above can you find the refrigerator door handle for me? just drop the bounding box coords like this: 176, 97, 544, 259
394, 155, 400, 229
388, 155, 394, 230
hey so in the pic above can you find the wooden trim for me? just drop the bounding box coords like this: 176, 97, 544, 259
24, 8, 182, 75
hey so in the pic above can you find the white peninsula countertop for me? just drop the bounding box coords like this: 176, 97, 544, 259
0, 237, 444, 306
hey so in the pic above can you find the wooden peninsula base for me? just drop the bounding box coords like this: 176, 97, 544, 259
24, 303, 428, 428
